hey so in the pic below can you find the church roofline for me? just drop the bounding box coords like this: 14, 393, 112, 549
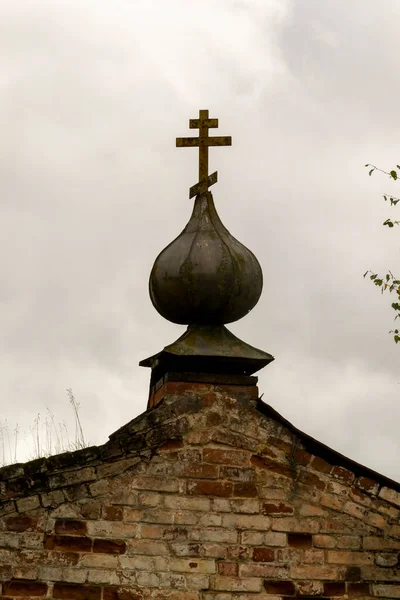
0, 395, 399, 499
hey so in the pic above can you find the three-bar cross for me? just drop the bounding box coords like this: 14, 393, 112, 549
176, 109, 232, 198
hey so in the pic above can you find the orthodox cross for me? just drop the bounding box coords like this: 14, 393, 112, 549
176, 109, 232, 198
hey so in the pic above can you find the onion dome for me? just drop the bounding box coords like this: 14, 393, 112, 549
149, 191, 262, 325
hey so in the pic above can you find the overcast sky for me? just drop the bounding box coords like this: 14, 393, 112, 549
1, 0, 399, 480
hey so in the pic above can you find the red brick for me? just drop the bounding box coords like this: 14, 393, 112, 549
226, 545, 251, 560
187, 481, 233, 497
263, 580, 295, 595
53, 583, 101, 600
55, 519, 87, 535
345, 566, 361, 581
203, 448, 249, 466
220, 466, 253, 481
298, 471, 326, 490
288, 533, 312, 548
332, 465, 355, 484
251, 455, 293, 478
93, 538, 126, 554
292, 448, 312, 466
324, 582, 345, 596
347, 582, 370, 597
3, 580, 47, 596
104, 587, 148, 600
218, 562, 238, 576
103, 506, 123, 521
311, 456, 332, 474
233, 483, 257, 497
356, 477, 378, 495
44, 535, 92, 552
206, 412, 222, 426
5, 516, 37, 532
265, 437, 292, 454
158, 440, 184, 452
177, 463, 219, 479
253, 547, 274, 562
262, 502, 293, 515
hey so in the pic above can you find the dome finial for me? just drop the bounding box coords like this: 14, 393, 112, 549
141, 110, 274, 408
176, 109, 232, 198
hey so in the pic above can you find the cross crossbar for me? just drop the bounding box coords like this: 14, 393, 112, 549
176, 109, 231, 197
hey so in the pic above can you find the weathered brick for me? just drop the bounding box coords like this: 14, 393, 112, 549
336, 535, 361, 550
103, 586, 151, 600
5, 516, 37, 532
323, 581, 345, 596
375, 552, 398, 567
16, 495, 41, 512
378, 486, 400, 507
365, 511, 386, 529
226, 545, 251, 560
252, 547, 274, 562
262, 502, 293, 515
12, 566, 38, 580
0, 565, 12, 581
272, 518, 319, 533
240, 531, 263, 545
189, 528, 238, 544
211, 576, 262, 592
187, 481, 233, 497
290, 564, 341, 579
45, 535, 92, 552
130, 476, 179, 493
53, 583, 101, 599
55, 519, 87, 535
176, 463, 219, 479
320, 492, 345, 511
372, 584, 400, 598
93, 538, 126, 554
169, 558, 216, 573
80, 501, 101, 520
203, 449, 249, 466
332, 466, 355, 484
222, 514, 270, 530
102, 506, 123, 521
240, 564, 288, 578
232, 483, 257, 497
218, 562, 238, 576
128, 539, 169, 555
164, 496, 210, 512
231, 499, 259, 513
347, 582, 370, 597
327, 550, 373, 565
49, 468, 96, 489
297, 471, 326, 491
3, 579, 47, 596
263, 531, 287, 547
292, 582, 321, 597
311, 456, 332, 474
313, 534, 336, 548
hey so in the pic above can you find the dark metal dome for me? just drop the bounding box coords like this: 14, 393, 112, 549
149, 191, 263, 325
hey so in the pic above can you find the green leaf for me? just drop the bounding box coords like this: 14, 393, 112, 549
390, 170, 398, 180
369, 169, 374, 176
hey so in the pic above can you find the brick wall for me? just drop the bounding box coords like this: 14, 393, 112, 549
1, 382, 399, 599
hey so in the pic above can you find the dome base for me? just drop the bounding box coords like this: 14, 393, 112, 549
140, 324, 274, 408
